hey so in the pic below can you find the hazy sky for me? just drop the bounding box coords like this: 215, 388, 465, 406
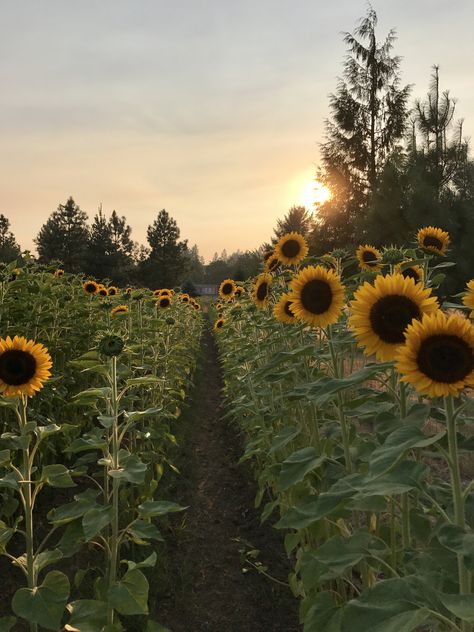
1, 0, 473, 261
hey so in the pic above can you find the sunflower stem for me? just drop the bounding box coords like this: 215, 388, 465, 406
327, 327, 352, 473
107, 355, 120, 626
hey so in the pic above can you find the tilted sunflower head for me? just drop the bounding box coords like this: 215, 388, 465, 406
192, 301, 201, 311
180, 294, 190, 303
0, 336, 52, 397
157, 296, 172, 309
462, 280, 474, 319
98, 334, 125, 358
234, 286, 245, 297
83, 280, 99, 295
265, 254, 281, 273
349, 273, 439, 362
125, 287, 132, 295
288, 265, 345, 328
54, 268, 65, 277
214, 318, 225, 331
356, 245, 382, 272
273, 293, 297, 325
111, 305, 129, 317
262, 249, 274, 263
275, 232, 309, 266
107, 286, 119, 296
396, 311, 474, 398
395, 262, 424, 285
98, 285, 108, 297
417, 226, 450, 257
219, 279, 237, 301
252, 273, 273, 309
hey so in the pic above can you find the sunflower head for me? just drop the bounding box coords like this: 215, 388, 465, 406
394, 262, 424, 285
157, 296, 172, 309
219, 279, 237, 301
98, 334, 125, 358
234, 286, 245, 298
396, 311, 474, 397
356, 245, 382, 272
417, 226, 450, 256
83, 280, 99, 295
216, 302, 223, 311
265, 254, 281, 273
180, 294, 190, 303
349, 273, 439, 361
111, 305, 129, 317
382, 247, 405, 265
252, 273, 273, 309
107, 286, 119, 296
273, 293, 297, 325
98, 285, 108, 297
0, 336, 52, 397
54, 268, 65, 277
288, 265, 345, 328
275, 232, 309, 266
214, 318, 225, 331
125, 287, 132, 295
462, 280, 474, 318
192, 302, 201, 311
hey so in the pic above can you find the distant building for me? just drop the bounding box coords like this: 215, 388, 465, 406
195, 284, 218, 296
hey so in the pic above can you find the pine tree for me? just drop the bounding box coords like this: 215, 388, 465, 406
274, 206, 314, 239
0, 215, 21, 262
35, 197, 89, 272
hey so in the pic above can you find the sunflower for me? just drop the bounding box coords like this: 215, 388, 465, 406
214, 318, 225, 331
288, 266, 345, 328
83, 280, 99, 295
111, 305, 129, 317
157, 296, 172, 309
234, 286, 246, 297
125, 287, 132, 295
252, 273, 273, 309
349, 273, 439, 361
262, 249, 274, 263
153, 289, 162, 298
396, 312, 474, 397
356, 245, 382, 272
394, 262, 424, 284
180, 294, 190, 303
98, 285, 108, 297
417, 226, 450, 256
0, 336, 52, 397
462, 280, 474, 318
216, 302, 223, 311
219, 279, 237, 300
54, 269, 65, 277
107, 286, 119, 296
265, 254, 281, 273
192, 302, 201, 311
275, 232, 309, 266
273, 293, 297, 325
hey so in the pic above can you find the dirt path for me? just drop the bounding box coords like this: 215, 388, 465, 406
157, 322, 300, 632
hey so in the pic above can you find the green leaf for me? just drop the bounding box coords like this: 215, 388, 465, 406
109, 452, 147, 485
0, 450, 11, 466
439, 593, 474, 623
341, 601, 429, 632
34, 549, 63, 575
127, 520, 164, 543
438, 524, 474, 571
41, 464, 75, 488
277, 448, 325, 492
82, 506, 112, 541
269, 426, 300, 455
36, 424, 62, 441
0, 471, 20, 491
123, 551, 157, 571
0, 617, 16, 632
126, 376, 162, 386
107, 568, 149, 615
275, 487, 353, 530
65, 599, 107, 631
48, 490, 98, 525
304, 592, 342, 632
146, 622, 171, 632
138, 500, 187, 518
12, 570, 69, 631
72, 387, 112, 404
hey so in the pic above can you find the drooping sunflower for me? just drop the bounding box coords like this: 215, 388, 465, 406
98, 285, 108, 297
462, 280, 474, 318
54, 269, 65, 277
349, 273, 439, 361
153, 289, 162, 298
396, 311, 474, 397
394, 262, 424, 285
0, 336, 52, 397
275, 232, 309, 266
157, 296, 172, 309
124, 287, 132, 295
215, 302, 223, 311
356, 245, 382, 272
192, 302, 201, 311
214, 318, 225, 331
234, 286, 246, 297
288, 266, 345, 328
180, 293, 190, 303
83, 280, 99, 295
265, 254, 281, 273
107, 286, 119, 296
111, 305, 129, 317
262, 249, 274, 263
417, 226, 450, 256
252, 273, 273, 309
273, 293, 297, 325
219, 279, 237, 301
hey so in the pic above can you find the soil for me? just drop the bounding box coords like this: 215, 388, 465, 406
155, 322, 301, 632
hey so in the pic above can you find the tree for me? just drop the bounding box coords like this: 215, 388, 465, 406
274, 206, 314, 239
0, 215, 21, 262
313, 8, 411, 252
35, 197, 89, 272
140, 209, 189, 288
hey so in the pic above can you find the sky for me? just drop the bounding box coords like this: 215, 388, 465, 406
1, 0, 473, 262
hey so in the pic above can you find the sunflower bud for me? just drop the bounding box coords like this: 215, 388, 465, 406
98, 335, 125, 357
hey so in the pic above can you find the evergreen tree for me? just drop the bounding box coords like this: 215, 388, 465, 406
35, 197, 89, 272
313, 8, 411, 252
0, 215, 21, 262
274, 206, 314, 239
140, 209, 189, 288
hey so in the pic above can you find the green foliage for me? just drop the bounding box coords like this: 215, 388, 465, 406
0, 215, 21, 263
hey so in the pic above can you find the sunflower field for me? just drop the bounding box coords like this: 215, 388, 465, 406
0, 261, 202, 631
214, 228, 474, 632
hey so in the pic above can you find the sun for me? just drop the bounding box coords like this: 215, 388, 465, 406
301, 180, 331, 208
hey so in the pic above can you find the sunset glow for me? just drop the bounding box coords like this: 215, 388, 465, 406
301, 180, 332, 209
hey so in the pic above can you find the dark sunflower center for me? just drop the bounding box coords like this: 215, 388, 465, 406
256, 282, 269, 301
284, 301, 294, 317
423, 235, 442, 250
216, 320, 223, 328
417, 334, 474, 383
182, 296, 189, 302
401, 268, 420, 282
0, 350, 37, 386
300, 279, 333, 314
109, 289, 116, 295
362, 250, 378, 265
160, 298, 170, 307
369, 295, 421, 344
281, 239, 301, 259
99, 289, 107, 296
85, 283, 96, 293
222, 283, 233, 295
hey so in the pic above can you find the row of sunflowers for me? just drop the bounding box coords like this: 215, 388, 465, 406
0, 261, 202, 631
214, 227, 474, 632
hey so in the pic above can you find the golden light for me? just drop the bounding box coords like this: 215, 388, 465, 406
301, 180, 332, 208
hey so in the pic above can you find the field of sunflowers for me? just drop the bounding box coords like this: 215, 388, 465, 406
0, 261, 202, 631
214, 227, 474, 632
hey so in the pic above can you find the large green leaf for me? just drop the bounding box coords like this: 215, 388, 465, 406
107, 569, 149, 615
439, 593, 474, 623
109, 453, 147, 485
341, 601, 429, 632
438, 524, 474, 571
277, 448, 325, 492
0, 617, 16, 632
12, 570, 69, 631
303, 592, 342, 632
138, 500, 187, 518
65, 599, 107, 631
275, 487, 353, 530
41, 464, 75, 488
82, 506, 113, 541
